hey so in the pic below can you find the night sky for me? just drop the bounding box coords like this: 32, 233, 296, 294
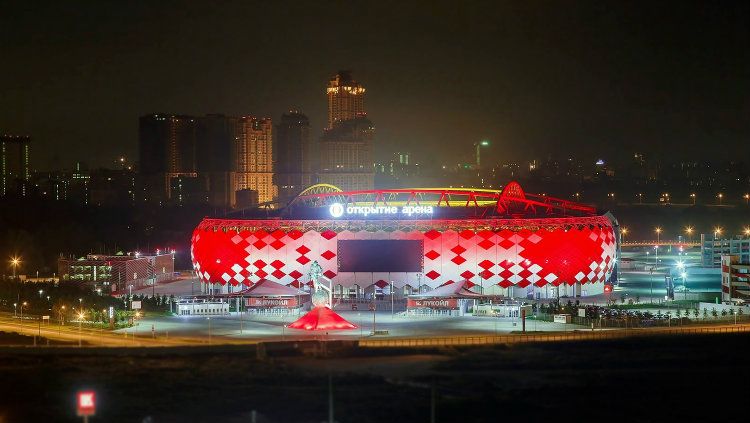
1, 0, 748, 169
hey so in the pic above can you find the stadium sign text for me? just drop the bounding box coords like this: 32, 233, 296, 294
329, 203, 433, 218
407, 299, 459, 309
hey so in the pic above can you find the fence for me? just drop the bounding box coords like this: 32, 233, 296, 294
358, 324, 750, 348
533, 312, 750, 329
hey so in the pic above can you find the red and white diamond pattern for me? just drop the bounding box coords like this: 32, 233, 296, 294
192, 221, 616, 292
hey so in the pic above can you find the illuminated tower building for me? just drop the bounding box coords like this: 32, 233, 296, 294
319, 71, 374, 191
0, 134, 31, 197
326, 70, 366, 129
274, 111, 314, 205
234, 117, 277, 205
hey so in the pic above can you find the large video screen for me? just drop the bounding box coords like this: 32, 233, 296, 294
337, 240, 423, 272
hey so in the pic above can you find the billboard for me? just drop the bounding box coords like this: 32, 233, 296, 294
337, 240, 423, 272
407, 298, 459, 309
246, 297, 299, 308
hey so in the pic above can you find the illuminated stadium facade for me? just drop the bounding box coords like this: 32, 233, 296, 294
191, 182, 619, 299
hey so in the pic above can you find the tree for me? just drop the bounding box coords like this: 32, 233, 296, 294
692, 308, 699, 319
703, 308, 708, 319
620, 294, 626, 304
721, 309, 728, 317
635, 294, 640, 304
711, 308, 718, 319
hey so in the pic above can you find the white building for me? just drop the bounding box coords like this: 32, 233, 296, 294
701, 234, 750, 267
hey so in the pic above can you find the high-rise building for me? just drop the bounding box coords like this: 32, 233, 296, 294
319, 71, 375, 191
274, 111, 314, 205
1, 134, 31, 197
197, 114, 239, 207
138, 114, 198, 202
234, 117, 276, 204
138, 113, 277, 207
326, 70, 366, 129
318, 117, 375, 190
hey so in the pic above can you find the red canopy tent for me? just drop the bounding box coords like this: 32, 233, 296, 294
287, 306, 357, 331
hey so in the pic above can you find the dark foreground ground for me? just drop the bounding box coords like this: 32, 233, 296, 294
0, 332, 748, 423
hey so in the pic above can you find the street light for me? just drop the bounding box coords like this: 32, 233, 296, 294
621, 227, 628, 243
714, 227, 723, 239
690, 193, 696, 205
745, 194, 750, 206
78, 311, 85, 347
21, 301, 27, 320
13, 303, 17, 317
10, 257, 21, 278
38, 289, 43, 299
685, 226, 694, 242
743, 227, 750, 237
718, 193, 723, 205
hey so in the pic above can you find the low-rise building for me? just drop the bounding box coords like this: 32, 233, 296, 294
58, 252, 175, 293
701, 234, 750, 267
721, 254, 750, 302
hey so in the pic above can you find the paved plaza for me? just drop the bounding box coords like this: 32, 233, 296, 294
118, 310, 582, 341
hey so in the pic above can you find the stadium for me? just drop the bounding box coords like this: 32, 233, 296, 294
190, 181, 619, 302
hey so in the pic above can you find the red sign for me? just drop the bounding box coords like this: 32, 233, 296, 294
603, 284, 613, 293
407, 298, 459, 309
77, 391, 96, 417
246, 297, 298, 308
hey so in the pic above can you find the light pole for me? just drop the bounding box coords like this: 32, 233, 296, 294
13, 303, 17, 317
690, 193, 696, 205
207, 317, 212, 345
654, 227, 662, 298
390, 280, 394, 320
78, 311, 85, 347
744, 194, 749, 206
718, 193, 723, 205
10, 257, 21, 279
685, 226, 694, 243
20, 301, 27, 320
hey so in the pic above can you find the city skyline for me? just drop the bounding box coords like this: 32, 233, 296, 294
2, 1, 748, 170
